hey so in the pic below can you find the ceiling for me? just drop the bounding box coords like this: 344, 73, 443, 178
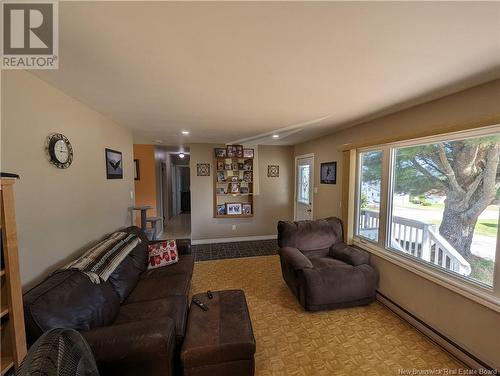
33, 1, 500, 146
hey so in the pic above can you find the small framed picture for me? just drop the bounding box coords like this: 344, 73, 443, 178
226, 145, 237, 158
224, 163, 232, 170
217, 204, 226, 216
134, 159, 140, 181
197, 163, 210, 176
217, 171, 225, 182
320, 161, 337, 184
243, 171, 252, 182
240, 186, 249, 194
235, 145, 243, 158
231, 175, 239, 183
243, 160, 252, 170
243, 148, 254, 158
229, 183, 240, 193
217, 161, 224, 171
242, 203, 252, 215
238, 162, 244, 170
226, 144, 243, 158
215, 148, 226, 158
232, 162, 239, 170
267, 165, 279, 178
105, 148, 123, 179
216, 187, 225, 194
226, 203, 243, 215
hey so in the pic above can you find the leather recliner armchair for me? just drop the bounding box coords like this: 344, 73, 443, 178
278, 217, 378, 311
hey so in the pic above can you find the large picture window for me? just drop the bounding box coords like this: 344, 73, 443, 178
355, 128, 500, 290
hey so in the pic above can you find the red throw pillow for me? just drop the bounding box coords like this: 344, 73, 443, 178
147, 240, 178, 270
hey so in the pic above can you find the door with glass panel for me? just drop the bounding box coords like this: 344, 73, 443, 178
295, 156, 314, 221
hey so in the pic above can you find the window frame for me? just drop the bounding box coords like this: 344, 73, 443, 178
354, 149, 384, 243
352, 124, 500, 312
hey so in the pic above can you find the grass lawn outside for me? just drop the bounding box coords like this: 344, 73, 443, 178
428, 218, 498, 237
468, 255, 494, 287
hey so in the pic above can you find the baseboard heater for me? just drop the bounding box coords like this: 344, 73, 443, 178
376, 291, 495, 372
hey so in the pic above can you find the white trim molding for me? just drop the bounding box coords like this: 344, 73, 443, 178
354, 238, 500, 313
191, 234, 277, 245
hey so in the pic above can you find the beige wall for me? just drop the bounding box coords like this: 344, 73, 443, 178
190, 144, 293, 241
294, 79, 500, 368
1, 71, 135, 288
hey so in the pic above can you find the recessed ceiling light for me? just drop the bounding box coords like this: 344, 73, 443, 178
181, 130, 190, 135
179, 153, 185, 159
154, 139, 163, 143
272, 134, 280, 139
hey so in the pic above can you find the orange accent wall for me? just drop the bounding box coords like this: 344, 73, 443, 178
133, 144, 157, 225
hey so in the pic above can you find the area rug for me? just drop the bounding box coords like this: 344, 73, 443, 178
191, 255, 463, 376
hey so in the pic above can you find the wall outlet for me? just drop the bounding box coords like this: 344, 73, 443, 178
232, 224, 236, 230
130, 191, 134, 199
314, 187, 318, 194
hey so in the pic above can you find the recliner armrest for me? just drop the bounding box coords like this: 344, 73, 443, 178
329, 243, 370, 266
279, 247, 313, 270
82, 318, 176, 367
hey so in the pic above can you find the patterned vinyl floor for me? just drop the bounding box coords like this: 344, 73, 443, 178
191, 255, 465, 376
192, 239, 278, 261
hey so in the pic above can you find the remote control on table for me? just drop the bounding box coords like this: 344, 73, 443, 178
207, 290, 213, 299
192, 297, 208, 311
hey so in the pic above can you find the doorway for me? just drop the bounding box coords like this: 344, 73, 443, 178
174, 165, 191, 214
294, 154, 314, 221
159, 153, 191, 240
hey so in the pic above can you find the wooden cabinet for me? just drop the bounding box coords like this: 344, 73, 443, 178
214, 156, 254, 218
1, 178, 27, 375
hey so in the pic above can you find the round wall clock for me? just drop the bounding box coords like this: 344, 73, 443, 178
46, 133, 73, 169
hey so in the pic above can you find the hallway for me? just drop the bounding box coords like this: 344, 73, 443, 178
161, 213, 191, 240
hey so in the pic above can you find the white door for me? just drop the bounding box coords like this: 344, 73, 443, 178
295, 155, 314, 221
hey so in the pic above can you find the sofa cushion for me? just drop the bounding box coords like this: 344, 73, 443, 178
140, 254, 194, 280
278, 217, 343, 256
108, 256, 142, 303
114, 296, 188, 345
303, 264, 378, 307
24, 270, 120, 343
124, 273, 191, 304
147, 240, 178, 269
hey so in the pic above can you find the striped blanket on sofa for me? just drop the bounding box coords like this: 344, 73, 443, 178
61, 231, 141, 283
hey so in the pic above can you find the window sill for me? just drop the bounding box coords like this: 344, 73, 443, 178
353, 238, 500, 313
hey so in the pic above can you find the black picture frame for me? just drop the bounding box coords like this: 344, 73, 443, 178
320, 161, 337, 184
134, 159, 140, 180
105, 148, 123, 179
226, 144, 243, 158
197, 163, 210, 176
215, 148, 226, 158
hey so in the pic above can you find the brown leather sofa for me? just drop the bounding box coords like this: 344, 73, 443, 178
278, 217, 378, 311
23, 226, 193, 376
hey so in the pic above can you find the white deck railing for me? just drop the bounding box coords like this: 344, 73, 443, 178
359, 209, 471, 276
